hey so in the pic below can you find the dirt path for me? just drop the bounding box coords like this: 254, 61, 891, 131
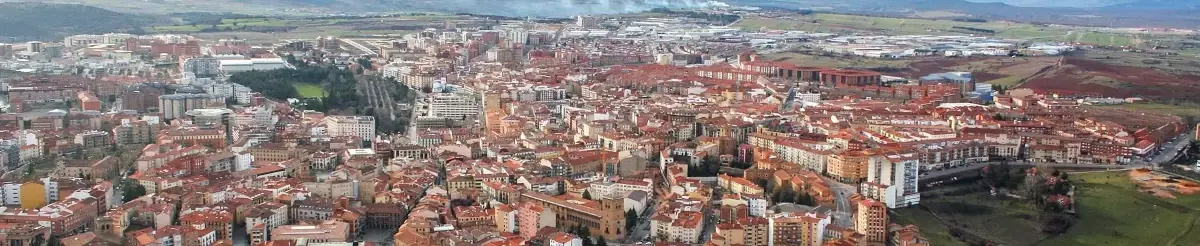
1168, 213, 1200, 246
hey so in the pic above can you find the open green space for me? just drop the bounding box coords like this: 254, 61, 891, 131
293, 83, 326, 98
984, 75, 1026, 87
1097, 103, 1200, 118
1038, 172, 1200, 246
902, 171, 1200, 245
891, 208, 967, 246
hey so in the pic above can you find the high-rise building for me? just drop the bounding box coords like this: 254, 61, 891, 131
854, 198, 888, 243
576, 15, 599, 28
26, 41, 43, 53
507, 28, 529, 45
181, 56, 222, 77
0, 43, 13, 59
185, 108, 235, 146
862, 152, 921, 208
158, 93, 225, 120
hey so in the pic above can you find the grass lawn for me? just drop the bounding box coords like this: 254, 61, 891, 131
984, 76, 1026, 87
1098, 103, 1200, 118
293, 83, 326, 98
892, 208, 967, 246
1038, 172, 1200, 246
924, 193, 1046, 245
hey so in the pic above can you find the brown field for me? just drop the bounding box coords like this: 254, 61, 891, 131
1021, 57, 1200, 99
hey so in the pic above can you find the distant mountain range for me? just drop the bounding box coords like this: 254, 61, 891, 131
1104, 0, 1199, 10
0, 2, 158, 42
2, 0, 1197, 40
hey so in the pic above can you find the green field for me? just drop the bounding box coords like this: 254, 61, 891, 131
151, 17, 296, 32
736, 13, 1133, 45
891, 209, 967, 246
293, 83, 326, 98
984, 76, 1027, 87
899, 171, 1200, 245
1038, 172, 1200, 246
1098, 103, 1200, 118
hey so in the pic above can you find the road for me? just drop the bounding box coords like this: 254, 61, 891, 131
822, 176, 857, 227
623, 199, 658, 243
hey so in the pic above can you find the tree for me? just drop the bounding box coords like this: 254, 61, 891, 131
625, 209, 638, 232
583, 190, 593, 200
122, 180, 147, 202
596, 237, 608, 246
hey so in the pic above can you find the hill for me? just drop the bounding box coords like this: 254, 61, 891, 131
1106, 0, 1199, 10
0, 2, 158, 42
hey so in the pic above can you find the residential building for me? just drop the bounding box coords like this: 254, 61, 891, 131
324, 116, 376, 140
854, 199, 888, 243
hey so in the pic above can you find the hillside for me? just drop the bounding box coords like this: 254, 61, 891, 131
0, 2, 158, 41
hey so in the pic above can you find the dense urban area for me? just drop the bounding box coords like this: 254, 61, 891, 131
2, 2, 1200, 246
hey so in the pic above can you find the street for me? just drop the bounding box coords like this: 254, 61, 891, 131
821, 176, 857, 227
623, 199, 658, 243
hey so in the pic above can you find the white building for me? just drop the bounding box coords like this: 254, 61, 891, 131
234, 106, 277, 127
159, 93, 224, 120
205, 82, 253, 105
235, 151, 255, 172
427, 91, 480, 120
746, 194, 768, 217
182, 56, 222, 77
576, 15, 600, 28
324, 115, 376, 140
219, 58, 289, 74
549, 232, 583, 246
861, 153, 921, 208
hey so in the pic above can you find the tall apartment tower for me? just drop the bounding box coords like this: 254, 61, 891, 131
854, 198, 888, 243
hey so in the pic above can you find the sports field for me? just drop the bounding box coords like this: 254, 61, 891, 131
293, 83, 326, 98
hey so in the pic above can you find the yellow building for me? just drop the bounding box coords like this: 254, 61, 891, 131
19, 181, 47, 209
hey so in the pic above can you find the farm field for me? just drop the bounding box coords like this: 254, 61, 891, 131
151, 15, 452, 44
735, 13, 1134, 46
